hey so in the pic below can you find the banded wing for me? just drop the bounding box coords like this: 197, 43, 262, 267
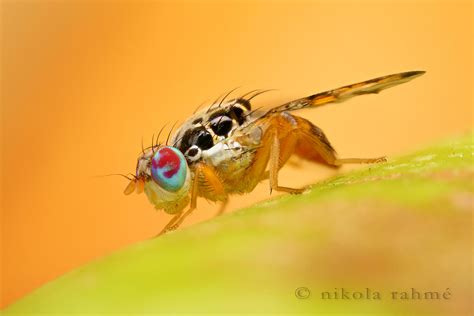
267, 71, 425, 114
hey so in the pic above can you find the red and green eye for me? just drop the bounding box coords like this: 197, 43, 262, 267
151, 147, 187, 192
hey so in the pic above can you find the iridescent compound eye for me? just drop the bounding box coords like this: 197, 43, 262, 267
151, 146, 187, 192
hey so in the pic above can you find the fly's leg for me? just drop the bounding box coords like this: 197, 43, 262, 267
155, 212, 183, 237
155, 164, 201, 236
160, 163, 227, 235
168, 205, 196, 232
170, 163, 227, 229
214, 199, 229, 217
243, 121, 305, 195
293, 116, 387, 168
269, 131, 305, 194
172, 197, 227, 230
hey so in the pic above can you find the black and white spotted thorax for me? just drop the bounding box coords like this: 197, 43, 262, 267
172, 97, 256, 164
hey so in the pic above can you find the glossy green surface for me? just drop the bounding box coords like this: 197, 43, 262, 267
5, 133, 473, 315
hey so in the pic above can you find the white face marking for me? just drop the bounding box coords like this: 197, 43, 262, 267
185, 145, 202, 162
202, 141, 242, 166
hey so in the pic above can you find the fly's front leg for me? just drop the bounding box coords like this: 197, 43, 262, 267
156, 165, 201, 236
167, 165, 201, 233
155, 212, 183, 237
268, 131, 305, 195
159, 163, 227, 235
171, 162, 228, 228
169, 204, 196, 232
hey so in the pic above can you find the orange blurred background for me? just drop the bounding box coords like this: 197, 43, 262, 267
1, 0, 472, 308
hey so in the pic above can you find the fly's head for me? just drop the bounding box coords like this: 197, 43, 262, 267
125, 145, 191, 214
124, 90, 269, 212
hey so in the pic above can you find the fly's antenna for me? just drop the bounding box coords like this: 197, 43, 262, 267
94, 173, 135, 181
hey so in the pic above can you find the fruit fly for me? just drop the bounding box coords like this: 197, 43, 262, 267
124, 71, 425, 236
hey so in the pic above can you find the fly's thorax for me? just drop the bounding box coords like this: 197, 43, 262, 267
172, 98, 253, 163
201, 124, 264, 169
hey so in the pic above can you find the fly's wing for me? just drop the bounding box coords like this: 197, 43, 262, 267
267, 71, 425, 114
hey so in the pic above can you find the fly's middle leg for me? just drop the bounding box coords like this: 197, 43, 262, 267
268, 131, 305, 194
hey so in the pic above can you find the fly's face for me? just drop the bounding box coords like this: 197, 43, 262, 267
125, 146, 191, 214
